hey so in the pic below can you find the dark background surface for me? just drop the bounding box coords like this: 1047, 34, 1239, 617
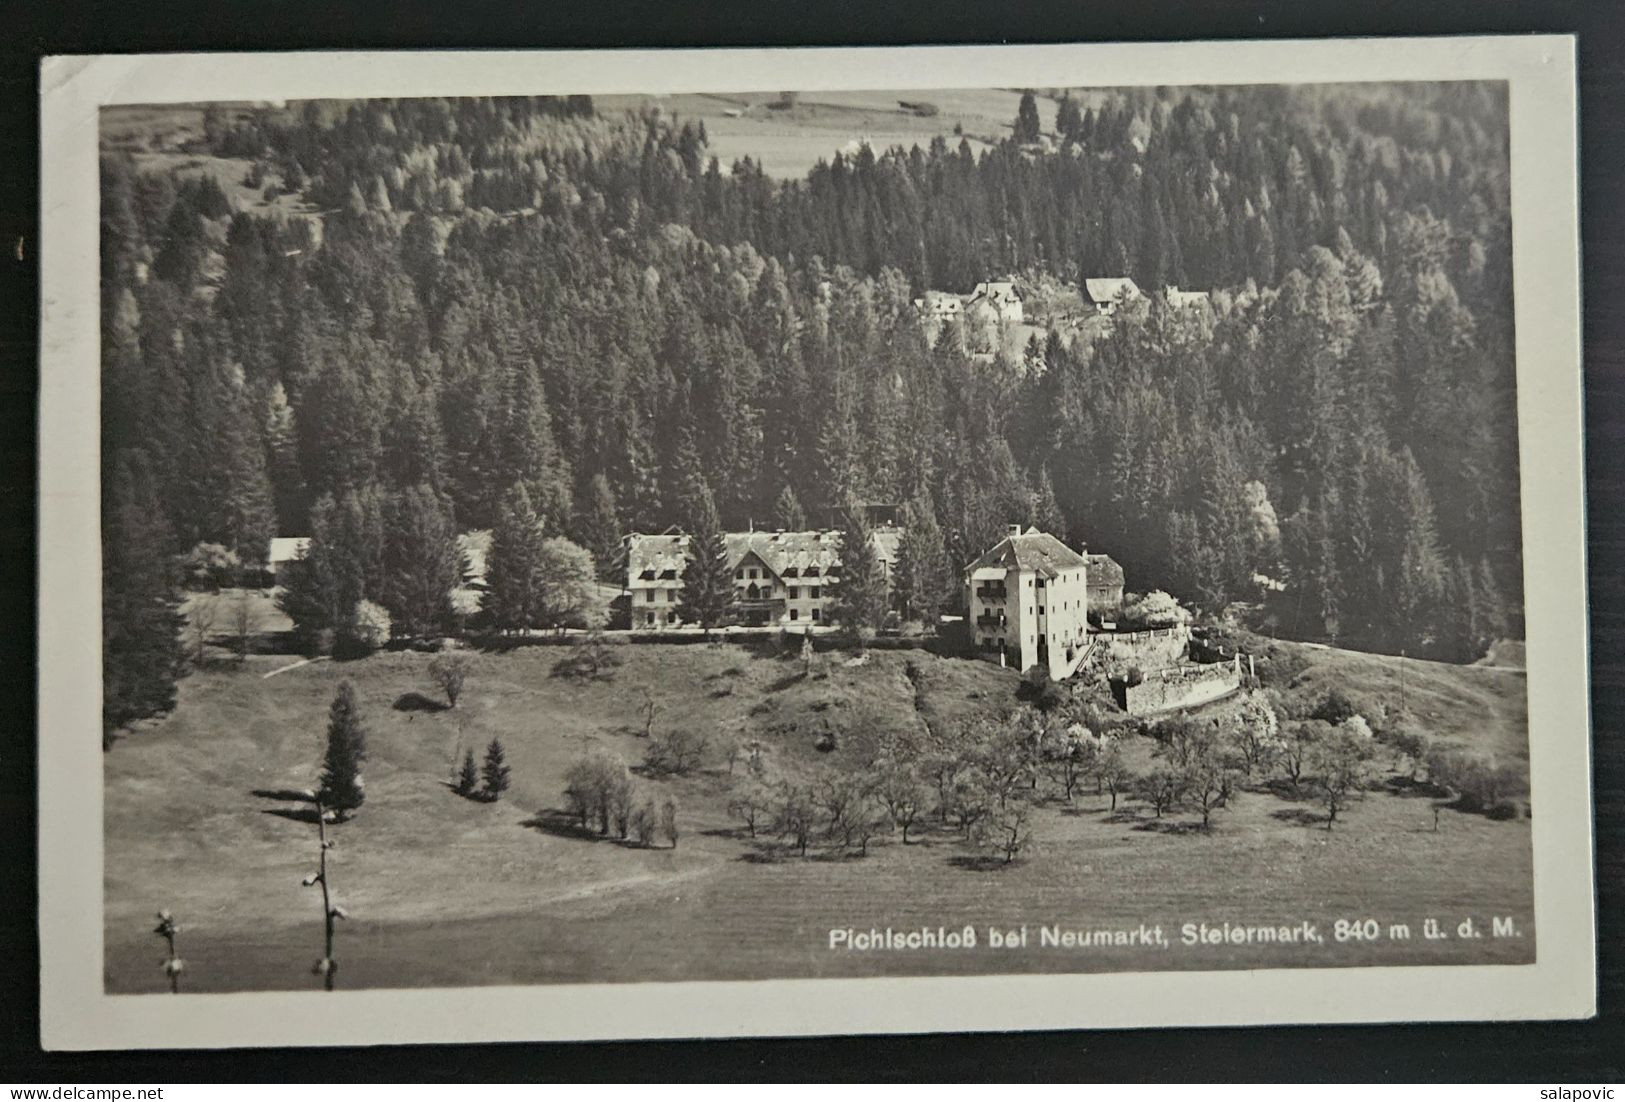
1, 0, 1620, 1082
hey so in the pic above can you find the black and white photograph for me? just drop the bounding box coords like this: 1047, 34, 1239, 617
36, 38, 1593, 1047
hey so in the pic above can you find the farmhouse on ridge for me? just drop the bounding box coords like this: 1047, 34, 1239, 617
624, 525, 902, 630
965, 524, 1091, 679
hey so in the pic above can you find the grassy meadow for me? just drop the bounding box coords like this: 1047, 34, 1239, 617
104, 636, 1534, 993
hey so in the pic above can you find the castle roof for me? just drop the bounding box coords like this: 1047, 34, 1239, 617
966, 526, 1088, 578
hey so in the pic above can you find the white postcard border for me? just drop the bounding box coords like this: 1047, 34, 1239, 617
38, 35, 1593, 1049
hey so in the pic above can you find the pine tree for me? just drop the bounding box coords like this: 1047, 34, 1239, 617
102, 449, 185, 747
481, 738, 511, 801
318, 681, 368, 819
829, 499, 888, 643
456, 748, 479, 798
772, 485, 808, 532
484, 482, 546, 634
894, 490, 950, 627
677, 489, 734, 639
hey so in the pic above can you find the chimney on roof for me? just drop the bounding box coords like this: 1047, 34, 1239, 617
1008, 523, 1023, 537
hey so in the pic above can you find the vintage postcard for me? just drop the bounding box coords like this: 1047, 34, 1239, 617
38, 36, 1593, 1048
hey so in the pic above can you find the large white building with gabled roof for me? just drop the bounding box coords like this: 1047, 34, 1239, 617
624, 526, 901, 630
965, 524, 1091, 679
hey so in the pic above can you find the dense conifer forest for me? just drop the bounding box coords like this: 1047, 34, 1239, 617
100, 84, 1521, 737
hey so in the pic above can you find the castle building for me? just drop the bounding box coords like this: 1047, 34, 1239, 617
964, 524, 1091, 679
624, 526, 901, 630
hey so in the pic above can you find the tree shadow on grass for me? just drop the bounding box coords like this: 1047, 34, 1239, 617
251, 787, 316, 803
260, 806, 324, 824
1385, 775, 1450, 799
1104, 807, 1143, 825
519, 808, 599, 840
1133, 818, 1208, 836
946, 854, 1016, 872
518, 808, 649, 849
393, 691, 449, 713
767, 670, 808, 693
1270, 808, 1327, 828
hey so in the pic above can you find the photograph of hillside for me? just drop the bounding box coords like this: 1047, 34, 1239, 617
97, 81, 1533, 993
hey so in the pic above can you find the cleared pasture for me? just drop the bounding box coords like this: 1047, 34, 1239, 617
104, 639, 1532, 993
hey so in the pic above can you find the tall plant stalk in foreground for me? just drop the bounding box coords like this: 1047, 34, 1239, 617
153, 909, 183, 993
303, 798, 348, 990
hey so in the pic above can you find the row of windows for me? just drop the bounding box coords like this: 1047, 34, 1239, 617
736, 566, 826, 581
643, 608, 821, 626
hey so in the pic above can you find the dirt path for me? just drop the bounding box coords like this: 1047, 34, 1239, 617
261, 656, 328, 679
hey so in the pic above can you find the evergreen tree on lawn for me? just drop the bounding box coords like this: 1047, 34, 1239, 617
677, 489, 735, 640
456, 748, 479, 798
318, 680, 368, 820
830, 498, 888, 645
481, 738, 511, 801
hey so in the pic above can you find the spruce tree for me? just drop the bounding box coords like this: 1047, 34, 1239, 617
1029, 466, 1067, 539
576, 473, 622, 582
481, 738, 511, 801
318, 681, 368, 819
484, 482, 546, 634
1013, 91, 1042, 144
380, 485, 460, 642
677, 489, 735, 639
456, 748, 479, 798
772, 485, 808, 532
102, 449, 185, 747
829, 499, 888, 643
894, 491, 950, 627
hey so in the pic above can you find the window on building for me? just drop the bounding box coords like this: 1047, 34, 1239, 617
811, 608, 820, 622
646, 590, 655, 603
666, 611, 676, 623
749, 568, 758, 579
735, 569, 744, 580
1039, 606, 1045, 615
789, 608, 799, 621
646, 612, 655, 625
789, 586, 799, 599
810, 586, 820, 599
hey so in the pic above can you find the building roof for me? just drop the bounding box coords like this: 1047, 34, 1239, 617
966, 280, 1022, 305
1082, 276, 1142, 306
965, 525, 1088, 579
267, 536, 311, 566
625, 527, 902, 584
1085, 553, 1125, 588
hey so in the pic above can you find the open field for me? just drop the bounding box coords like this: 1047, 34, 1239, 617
104, 637, 1533, 993
596, 88, 1094, 179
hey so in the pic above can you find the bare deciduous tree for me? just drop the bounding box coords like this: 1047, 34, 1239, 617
428, 653, 470, 708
